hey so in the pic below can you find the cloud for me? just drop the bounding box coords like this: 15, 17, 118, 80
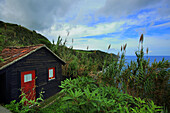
63, 0, 105, 25
0, 0, 78, 30
97, 0, 161, 18
0, 0, 168, 31
69, 34, 170, 56
68, 35, 139, 55
0, 0, 106, 30
144, 34, 170, 48
152, 22, 170, 28
40, 21, 125, 42
0, 0, 169, 56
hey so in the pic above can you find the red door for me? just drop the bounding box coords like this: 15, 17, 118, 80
21, 70, 36, 103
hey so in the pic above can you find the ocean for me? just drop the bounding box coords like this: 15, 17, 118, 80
124, 56, 170, 65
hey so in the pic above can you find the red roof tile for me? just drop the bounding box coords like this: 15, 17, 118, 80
0, 44, 44, 69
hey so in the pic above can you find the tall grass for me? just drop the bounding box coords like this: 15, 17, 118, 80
51, 34, 169, 111
101, 34, 170, 111
50, 36, 116, 78
39, 34, 169, 112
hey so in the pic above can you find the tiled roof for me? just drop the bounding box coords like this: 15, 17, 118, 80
0, 44, 65, 70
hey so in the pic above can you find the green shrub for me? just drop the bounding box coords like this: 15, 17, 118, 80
67, 56, 79, 76
48, 76, 163, 113
5, 90, 44, 113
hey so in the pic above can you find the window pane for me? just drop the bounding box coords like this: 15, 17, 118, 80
49, 69, 53, 78
24, 74, 32, 82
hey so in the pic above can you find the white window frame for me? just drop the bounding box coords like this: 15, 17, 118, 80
24, 74, 32, 82
48, 67, 55, 81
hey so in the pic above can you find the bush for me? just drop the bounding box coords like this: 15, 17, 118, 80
50, 76, 163, 113
5, 90, 44, 113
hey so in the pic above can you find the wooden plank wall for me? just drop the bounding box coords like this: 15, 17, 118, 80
5, 47, 63, 103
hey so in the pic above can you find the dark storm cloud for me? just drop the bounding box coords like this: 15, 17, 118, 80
98, 0, 161, 18
0, 0, 78, 30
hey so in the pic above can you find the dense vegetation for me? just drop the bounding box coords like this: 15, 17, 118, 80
40, 76, 163, 113
100, 36, 170, 112
0, 20, 117, 76
39, 35, 169, 112
1, 21, 169, 112
53, 36, 118, 77
0, 20, 50, 47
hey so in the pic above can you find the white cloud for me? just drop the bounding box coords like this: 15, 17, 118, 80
144, 35, 170, 48
40, 21, 125, 42
152, 22, 170, 28
69, 34, 170, 56
63, 0, 105, 25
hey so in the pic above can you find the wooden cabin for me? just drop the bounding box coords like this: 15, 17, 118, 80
0, 44, 66, 103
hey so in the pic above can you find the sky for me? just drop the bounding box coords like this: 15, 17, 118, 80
0, 0, 170, 56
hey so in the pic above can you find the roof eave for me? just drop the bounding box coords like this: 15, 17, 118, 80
0, 45, 66, 71
0, 45, 44, 71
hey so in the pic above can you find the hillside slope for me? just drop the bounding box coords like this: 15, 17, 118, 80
0, 20, 117, 57
0, 20, 118, 76
0, 21, 51, 48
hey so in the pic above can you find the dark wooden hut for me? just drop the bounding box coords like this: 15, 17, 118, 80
0, 44, 66, 103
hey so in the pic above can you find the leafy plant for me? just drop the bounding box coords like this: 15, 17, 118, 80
40, 76, 162, 113
5, 89, 44, 113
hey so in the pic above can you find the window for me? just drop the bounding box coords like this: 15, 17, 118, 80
48, 67, 55, 80
24, 74, 32, 82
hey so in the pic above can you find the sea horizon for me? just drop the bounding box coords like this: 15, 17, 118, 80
125, 55, 170, 57
124, 56, 170, 64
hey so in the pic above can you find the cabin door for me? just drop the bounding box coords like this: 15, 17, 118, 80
21, 70, 36, 102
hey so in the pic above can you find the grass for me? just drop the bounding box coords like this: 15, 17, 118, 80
39, 93, 64, 113
39, 92, 62, 108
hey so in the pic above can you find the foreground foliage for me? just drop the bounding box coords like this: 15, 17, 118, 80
5, 90, 44, 113
41, 76, 162, 113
